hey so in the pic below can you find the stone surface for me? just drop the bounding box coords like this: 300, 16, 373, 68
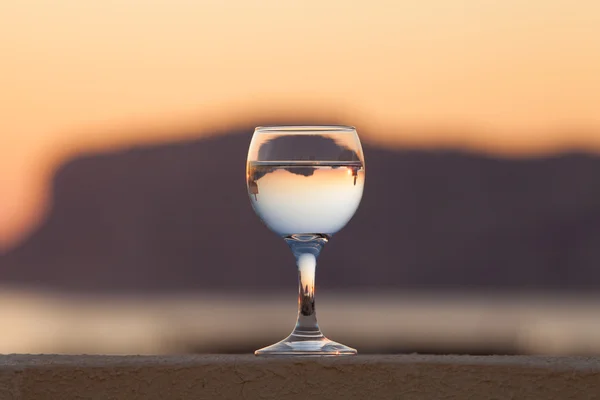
1, 354, 599, 399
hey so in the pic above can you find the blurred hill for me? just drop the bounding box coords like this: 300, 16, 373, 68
3, 126, 600, 294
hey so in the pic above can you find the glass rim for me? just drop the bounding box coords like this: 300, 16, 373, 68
255, 125, 356, 134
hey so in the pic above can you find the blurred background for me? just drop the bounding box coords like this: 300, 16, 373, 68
2, 0, 600, 356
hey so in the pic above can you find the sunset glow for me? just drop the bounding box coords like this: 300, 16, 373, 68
2, 0, 600, 249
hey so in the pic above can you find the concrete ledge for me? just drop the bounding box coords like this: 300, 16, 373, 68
1, 355, 599, 399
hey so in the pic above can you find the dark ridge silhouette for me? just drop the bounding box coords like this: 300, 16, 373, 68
3, 126, 600, 294
250, 135, 361, 180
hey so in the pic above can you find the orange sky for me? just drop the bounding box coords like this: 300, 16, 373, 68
1, 0, 600, 250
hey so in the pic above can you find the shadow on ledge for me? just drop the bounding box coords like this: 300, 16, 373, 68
3, 125, 600, 294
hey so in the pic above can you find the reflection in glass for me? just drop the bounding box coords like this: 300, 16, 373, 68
246, 126, 365, 356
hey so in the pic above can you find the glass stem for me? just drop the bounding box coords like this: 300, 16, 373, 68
284, 234, 328, 338
295, 252, 319, 334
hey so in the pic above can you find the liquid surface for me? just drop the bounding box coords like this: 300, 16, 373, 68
247, 161, 365, 236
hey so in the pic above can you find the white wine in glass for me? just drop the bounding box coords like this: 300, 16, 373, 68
246, 126, 365, 356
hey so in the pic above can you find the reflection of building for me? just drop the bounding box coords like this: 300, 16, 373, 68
348, 166, 359, 185
247, 164, 278, 200
248, 179, 258, 200
298, 271, 315, 316
247, 165, 263, 200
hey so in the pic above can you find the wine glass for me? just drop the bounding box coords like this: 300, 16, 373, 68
246, 125, 365, 356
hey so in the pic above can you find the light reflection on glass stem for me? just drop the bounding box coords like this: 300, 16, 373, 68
298, 253, 316, 317
284, 234, 328, 334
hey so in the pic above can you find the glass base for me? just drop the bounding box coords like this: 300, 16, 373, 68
255, 331, 357, 356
